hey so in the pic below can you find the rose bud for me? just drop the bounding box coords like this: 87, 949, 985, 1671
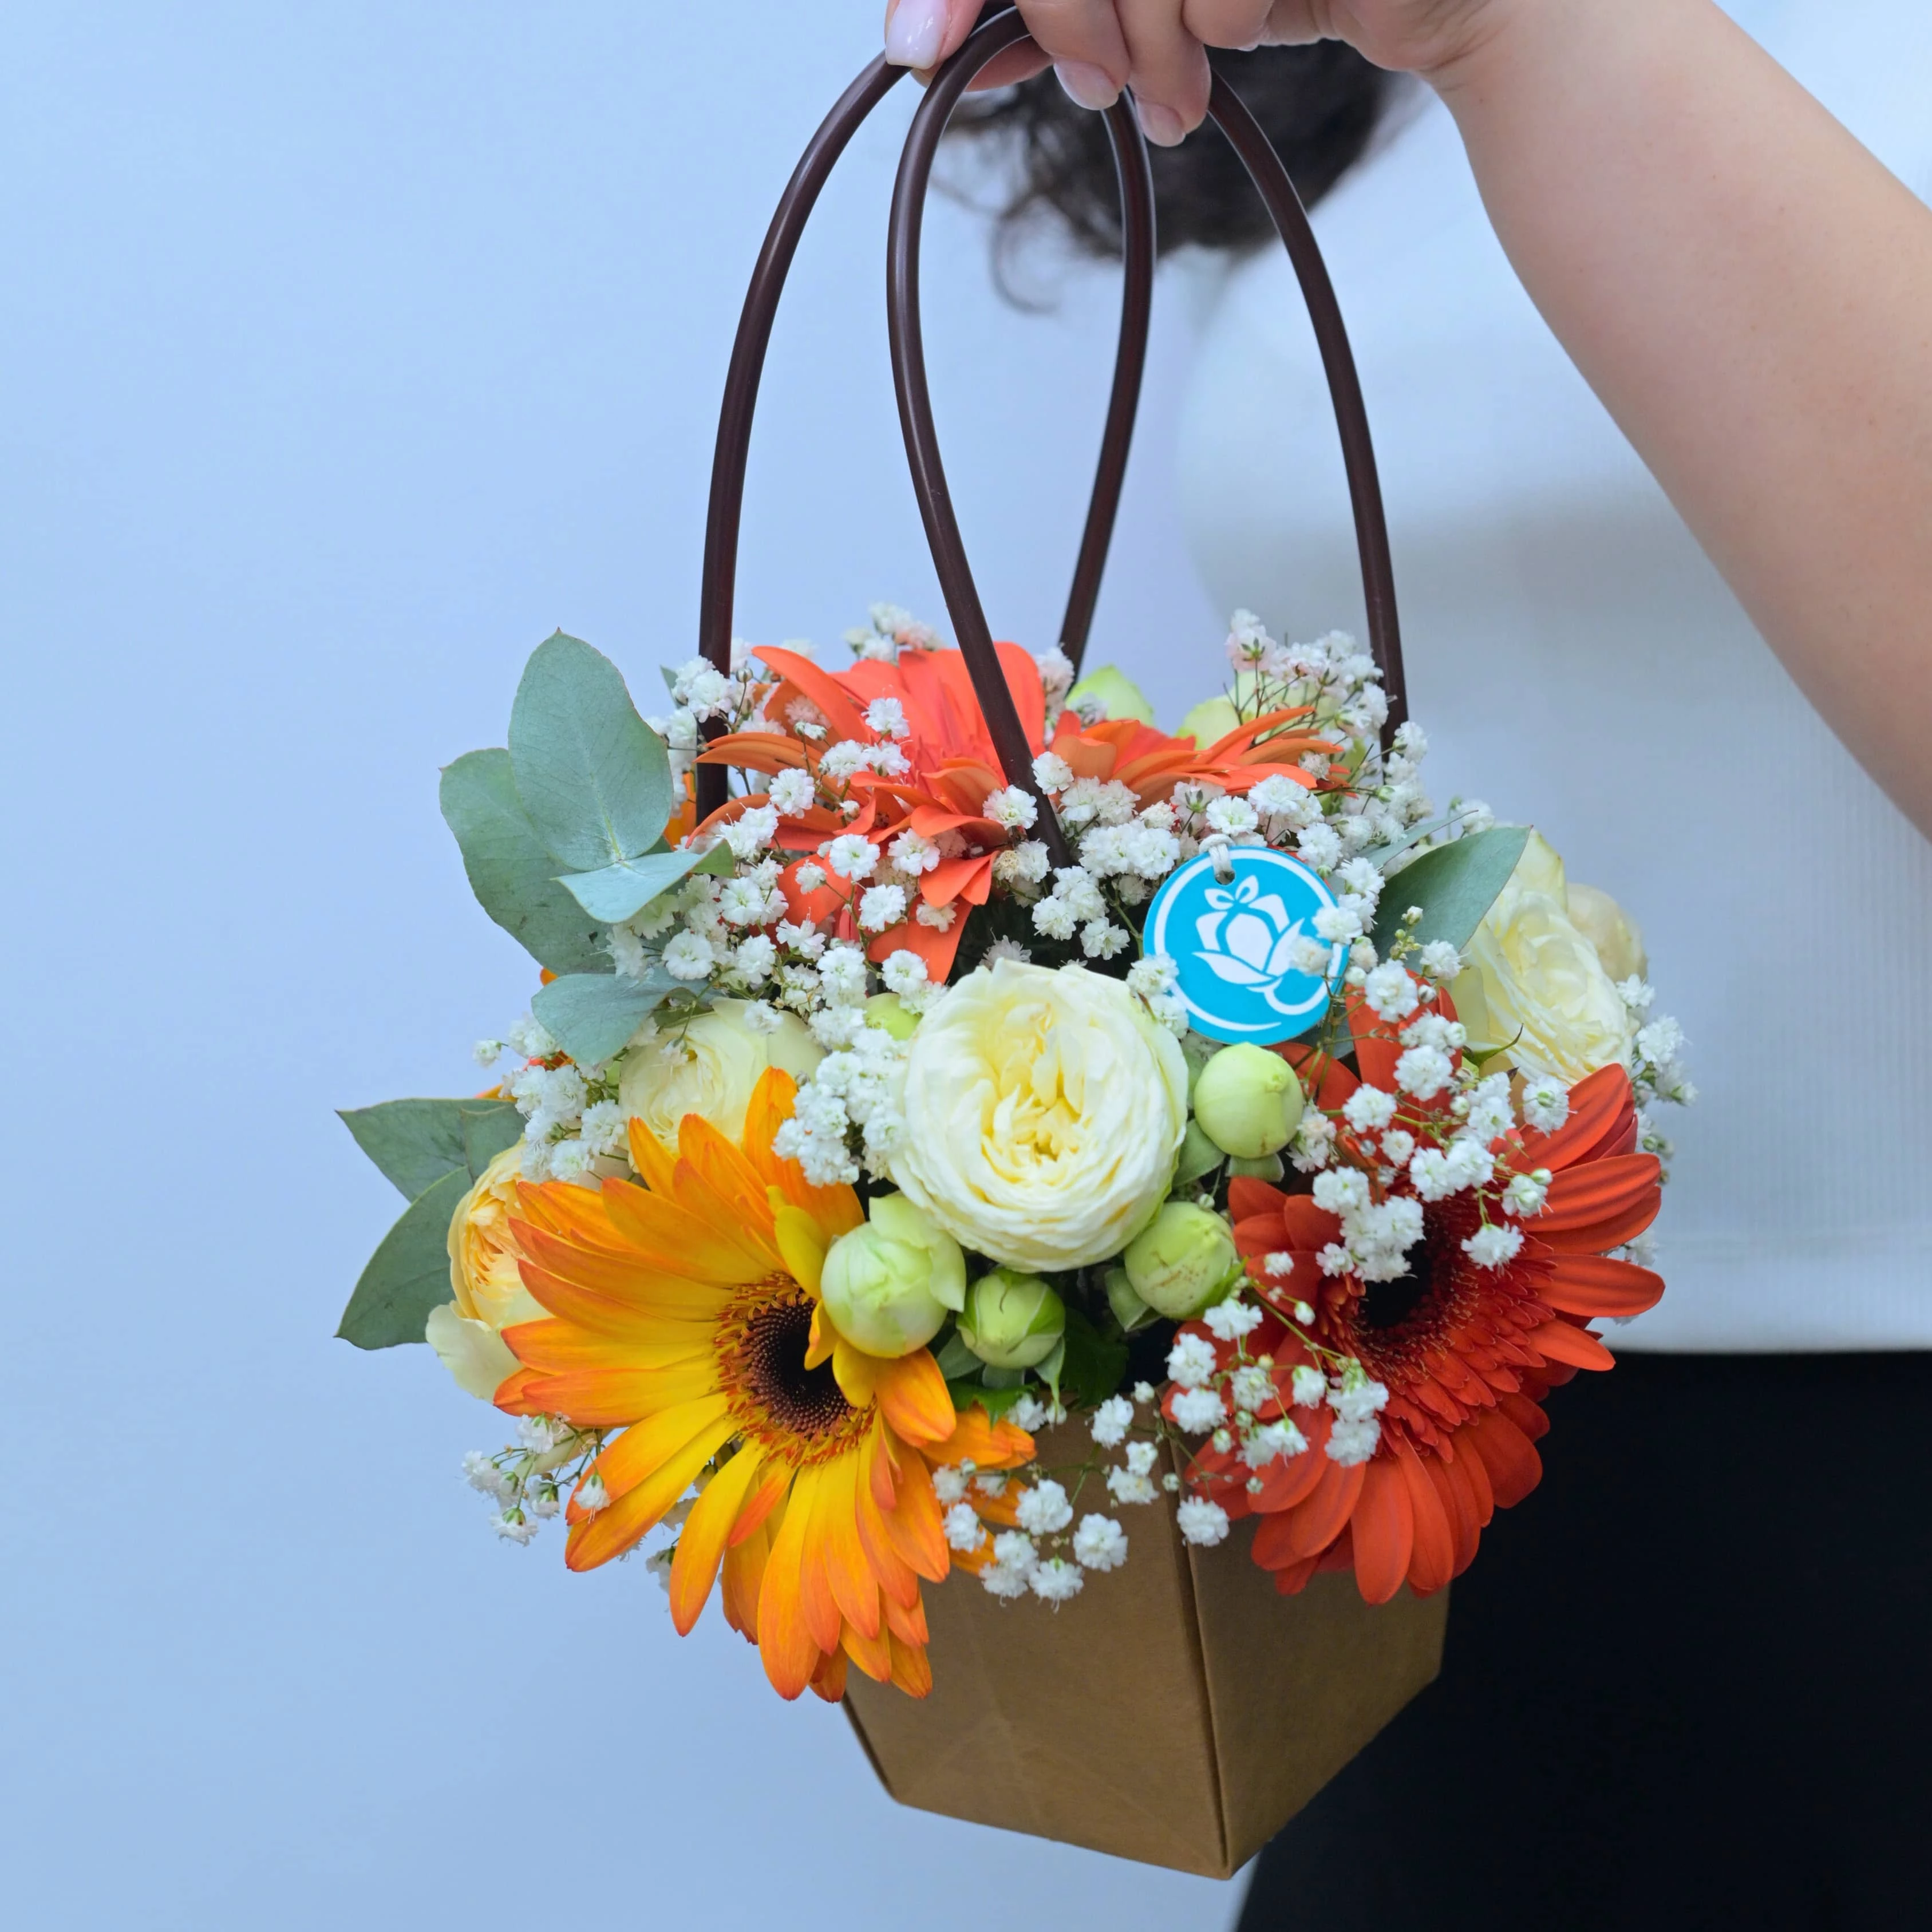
819, 1194, 966, 1358
958, 1269, 1067, 1370
1065, 663, 1157, 726
1190, 1044, 1306, 1159
1124, 1203, 1242, 1321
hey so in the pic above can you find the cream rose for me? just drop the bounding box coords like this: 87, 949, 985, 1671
429, 1144, 544, 1400
618, 998, 822, 1150
1452, 833, 1637, 1084
885, 959, 1189, 1273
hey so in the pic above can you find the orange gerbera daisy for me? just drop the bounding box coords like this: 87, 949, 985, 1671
1184, 1013, 1662, 1605
491, 1068, 1032, 1702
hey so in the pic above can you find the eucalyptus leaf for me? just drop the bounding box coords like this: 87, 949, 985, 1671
557, 841, 733, 924
339, 1098, 524, 1202
337, 1167, 473, 1350
508, 632, 672, 874
439, 749, 609, 974
1371, 824, 1532, 959
531, 969, 677, 1067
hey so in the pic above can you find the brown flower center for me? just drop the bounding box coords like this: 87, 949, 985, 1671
716, 1282, 867, 1461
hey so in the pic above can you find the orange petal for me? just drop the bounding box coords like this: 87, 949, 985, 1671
668, 1443, 768, 1637
513, 1362, 718, 1430
818, 1456, 882, 1641
1279, 1455, 1367, 1560
886, 1633, 934, 1700
840, 1612, 894, 1685
882, 1586, 929, 1649
1465, 1407, 1542, 1510
1540, 1254, 1666, 1318
808, 1647, 850, 1705
599, 1178, 772, 1282
1538, 1153, 1663, 1250
500, 1318, 709, 1376
757, 1467, 825, 1700
1528, 1319, 1617, 1372
878, 1442, 949, 1583
592, 1393, 732, 1503
721, 1521, 769, 1641
728, 1457, 792, 1548
874, 1352, 955, 1448
925, 1406, 1035, 1472
1396, 1443, 1458, 1595
625, 1117, 680, 1198
1350, 1458, 1413, 1605
566, 1408, 737, 1571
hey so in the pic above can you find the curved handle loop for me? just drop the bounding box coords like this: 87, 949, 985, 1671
694, 23, 1156, 831
888, 10, 1409, 854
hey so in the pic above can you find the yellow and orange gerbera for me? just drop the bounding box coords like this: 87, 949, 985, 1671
492, 1067, 1031, 1702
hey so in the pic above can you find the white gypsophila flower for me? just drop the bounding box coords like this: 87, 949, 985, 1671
1329, 1374, 1389, 1426
1297, 823, 1342, 871
817, 944, 870, 1006
1418, 940, 1464, 980
462, 1451, 508, 1498
716, 877, 769, 928
1313, 904, 1364, 945
1073, 1514, 1129, 1571
1125, 1440, 1159, 1479
981, 1560, 1032, 1601
1463, 1222, 1527, 1270
1396, 1045, 1455, 1100
1009, 1394, 1049, 1433
662, 931, 714, 981
991, 1531, 1037, 1572
820, 833, 878, 882
732, 934, 778, 985
472, 1038, 504, 1069
1342, 1085, 1398, 1134
1242, 1419, 1308, 1468
527, 1486, 562, 1520
931, 1464, 970, 1506
976, 1471, 1009, 1499
983, 785, 1038, 832
1464, 1073, 1516, 1143
1293, 1299, 1317, 1324
982, 938, 1032, 969
1167, 1332, 1219, 1390
493, 1511, 541, 1546
1170, 1388, 1228, 1434
1032, 751, 1074, 793
1016, 1480, 1074, 1536
1229, 1365, 1275, 1414
1362, 963, 1420, 1022
1504, 1170, 1551, 1218
507, 1013, 557, 1060
1033, 646, 1075, 701
1203, 1297, 1265, 1344
858, 883, 907, 933
1520, 1075, 1571, 1134
1401, 1012, 1465, 1052
1618, 977, 1657, 1013
1176, 1499, 1231, 1547
1313, 1168, 1370, 1216
578, 1099, 627, 1157
546, 1137, 598, 1186
721, 804, 779, 861
1107, 1467, 1160, 1507
1204, 795, 1259, 838
1381, 1128, 1417, 1168
1091, 1395, 1134, 1449
1290, 1365, 1327, 1409
1326, 1417, 1382, 1465
943, 1502, 987, 1553
864, 696, 908, 740
767, 767, 817, 816
574, 1475, 609, 1515
1264, 1251, 1295, 1279
519, 1137, 553, 1182
1291, 1111, 1337, 1174
1030, 1558, 1086, 1605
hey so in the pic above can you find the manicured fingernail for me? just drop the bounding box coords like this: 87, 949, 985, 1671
1055, 61, 1119, 111
884, 0, 947, 69
1135, 100, 1186, 148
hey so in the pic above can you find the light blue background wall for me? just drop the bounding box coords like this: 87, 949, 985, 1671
0, 3, 1236, 1926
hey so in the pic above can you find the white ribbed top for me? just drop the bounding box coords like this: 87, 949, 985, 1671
1176, 1, 1932, 1349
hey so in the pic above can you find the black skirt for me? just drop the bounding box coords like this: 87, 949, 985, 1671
1237, 1352, 1932, 1931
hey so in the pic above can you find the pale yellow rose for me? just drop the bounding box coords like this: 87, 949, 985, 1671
617, 998, 822, 1151
886, 959, 1189, 1273
429, 1144, 544, 1400
1566, 883, 1648, 983
1452, 832, 1636, 1084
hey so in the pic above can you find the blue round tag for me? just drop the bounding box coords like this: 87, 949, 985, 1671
1143, 847, 1344, 1044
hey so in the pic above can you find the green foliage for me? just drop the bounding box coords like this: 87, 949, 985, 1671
338, 1098, 524, 1202
438, 749, 608, 974
337, 1167, 475, 1350
531, 969, 677, 1068
1370, 824, 1532, 959
508, 632, 672, 875
946, 1378, 1030, 1423
1053, 1306, 1129, 1410
558, 843, 732, 923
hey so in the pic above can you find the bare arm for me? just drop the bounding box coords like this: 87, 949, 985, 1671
886, 0, 1932, 833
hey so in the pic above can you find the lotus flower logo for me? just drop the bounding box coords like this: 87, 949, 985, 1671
1145, 848, 1340, 1043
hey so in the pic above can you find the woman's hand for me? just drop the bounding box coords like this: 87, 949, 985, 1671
880, 1, 1511, 145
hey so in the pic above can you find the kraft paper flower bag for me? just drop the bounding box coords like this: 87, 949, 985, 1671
337, 9, 1693, 1878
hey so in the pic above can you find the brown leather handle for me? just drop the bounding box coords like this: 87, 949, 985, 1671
695, 19, 1156, 837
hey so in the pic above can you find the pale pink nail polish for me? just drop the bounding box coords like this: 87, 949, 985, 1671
1136, 100, 1186, 148
1055, 61, 1120, 112
884, 0, 948, 69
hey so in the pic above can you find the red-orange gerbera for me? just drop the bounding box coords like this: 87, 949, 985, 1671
491, 1068, 1032, 1701
1184, 1011, 1662, 1604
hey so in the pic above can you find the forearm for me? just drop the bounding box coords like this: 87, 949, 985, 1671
1433, 0, 1932, 832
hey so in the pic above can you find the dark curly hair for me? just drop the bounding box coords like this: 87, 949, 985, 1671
949, 27, 1397, 262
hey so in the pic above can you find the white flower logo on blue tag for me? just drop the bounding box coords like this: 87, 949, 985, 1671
1143, 847, 1344, 1044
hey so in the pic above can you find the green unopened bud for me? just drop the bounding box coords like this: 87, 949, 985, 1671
1104, 1265, 1158, 1334
958, 1269, 1066, 1370
820, 1194, 965, 1358
1124, 1202, 1241, 1321
1066, 664, 1156, 726
864, 991, 921, 1041
1191, 1044, 1306, 1159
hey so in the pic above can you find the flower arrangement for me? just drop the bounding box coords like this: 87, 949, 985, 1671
341, 604, 1689, 1703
